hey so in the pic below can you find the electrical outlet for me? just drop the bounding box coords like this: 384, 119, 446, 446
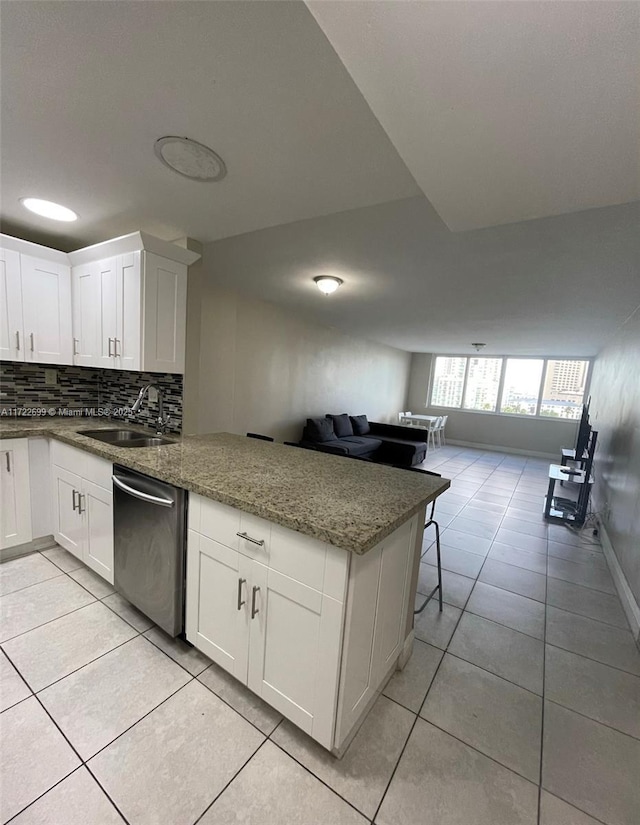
44, 369, 57, 386
148, 387, 158, 403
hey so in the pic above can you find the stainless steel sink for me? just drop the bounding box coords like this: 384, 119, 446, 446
79, 429, 176, 448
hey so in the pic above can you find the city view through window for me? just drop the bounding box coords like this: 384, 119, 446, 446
430, 357, 589, 419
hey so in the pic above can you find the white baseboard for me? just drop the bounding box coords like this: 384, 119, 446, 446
598, 519, 640, 642
445, 439, 557, 460
0, 534, 56, 564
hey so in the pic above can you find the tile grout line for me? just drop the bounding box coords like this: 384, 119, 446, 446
19, 631, 144, 697
370, 654, 447, 824
537, 530, 550, 825
543, 637, 640, 679
1, 763, 131, 825
433, 461, 549, 812
369, 447, 494, 823
190, 739, 271, 825
415, 711, 541, 787
0, 597, 99, 646
4, 679, 135, 825
372, 448, 532, 821
0, 571, 66, 599
542, 696, 640, 744
441, 649, 543, 699
260, 737, 377, 824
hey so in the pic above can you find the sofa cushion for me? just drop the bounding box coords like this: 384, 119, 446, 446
305, 417, 335, 443
337, 436, 381, 456
363, 435, 427, 466
350, 414, 370, 435
327, 413, 353, 438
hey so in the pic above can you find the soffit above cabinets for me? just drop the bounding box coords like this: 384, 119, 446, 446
67, 232, 200, 267
1, 232, 201, 268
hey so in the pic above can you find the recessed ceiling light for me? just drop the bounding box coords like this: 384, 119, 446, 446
20, 198, 78, 222
314, 276, 343, 295
154, 136, 227, 181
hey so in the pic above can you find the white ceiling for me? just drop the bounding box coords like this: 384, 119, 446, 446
0, 1, 418, 249
307, 0, 640, 231
204, 197, 640, 357
1, 1, 638, 356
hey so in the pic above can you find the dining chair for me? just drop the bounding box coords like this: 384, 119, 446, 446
426, 417, 441, 451
398, 411, 412, 425
435, 415, 448, 448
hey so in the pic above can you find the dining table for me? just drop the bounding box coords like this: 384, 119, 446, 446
399, 414, 440, 427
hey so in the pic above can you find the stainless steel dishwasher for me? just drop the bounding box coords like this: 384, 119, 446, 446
112, 465, 186, 636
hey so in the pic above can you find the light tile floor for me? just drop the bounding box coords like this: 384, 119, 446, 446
1, 445, 639, 824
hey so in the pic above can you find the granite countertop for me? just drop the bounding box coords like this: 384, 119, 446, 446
0, 417, 450, 554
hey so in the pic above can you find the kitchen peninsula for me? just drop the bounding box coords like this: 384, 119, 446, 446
0, 419, 449, 753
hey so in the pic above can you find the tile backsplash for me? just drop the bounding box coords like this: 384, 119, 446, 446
0, 362, 183, 433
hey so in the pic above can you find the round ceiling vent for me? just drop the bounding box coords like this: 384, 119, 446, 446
154, 136, 227, 182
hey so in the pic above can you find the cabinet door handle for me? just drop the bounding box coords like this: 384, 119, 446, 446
114, 338, 120, 357
72, 489, 79, 511
237, 577, 246, 610
78, 493, 86, 515
5, 452, 10, 473
73, 338, 79, 355
30, 332, 34, 352
15, 331, 20, 351
236, 531, 265, 547
251, 585, 260, 619
108, 337, 114, 357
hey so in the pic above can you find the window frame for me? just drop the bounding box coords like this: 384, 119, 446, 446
427, 355, 592, 421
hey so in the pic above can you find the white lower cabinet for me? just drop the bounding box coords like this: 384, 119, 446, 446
186, 494, 420, 752
0, 439, 33, 549
83, 480, 115, 582
51, 441, 114, 583
186, 532, 251, 681
246, 562, 345, 742
52, 465, 84, 558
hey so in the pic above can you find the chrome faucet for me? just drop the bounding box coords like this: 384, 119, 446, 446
131, 383, 170, 435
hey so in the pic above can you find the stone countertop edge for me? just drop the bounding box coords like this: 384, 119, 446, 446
0, 419, 450, 554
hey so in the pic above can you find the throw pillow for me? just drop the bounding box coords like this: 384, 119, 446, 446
305, 417, 336, 443
328, 413, 353, 438
350, 415, 370, 435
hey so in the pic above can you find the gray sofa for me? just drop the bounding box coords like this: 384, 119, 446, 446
300, 414, 428, 467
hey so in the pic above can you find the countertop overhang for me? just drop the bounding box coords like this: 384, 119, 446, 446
0, 418, 450, 554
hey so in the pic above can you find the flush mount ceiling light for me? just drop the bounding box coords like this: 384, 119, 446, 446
20, 198, 78, 222
154, 136, 227, 181
471, 342, 487, 352
314, 276, 343, 295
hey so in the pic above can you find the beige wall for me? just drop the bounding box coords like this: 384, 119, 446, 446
406, 353, 578, 457
589, 307, 640, 611
185, 283, 411, 442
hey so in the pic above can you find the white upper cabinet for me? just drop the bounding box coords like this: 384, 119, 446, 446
21, 255, 73, 364
0, 242, 72, 365
117, 252, 141, 372
141, 252, 187, 374
1, 231, 199, 373
0, 247, 23, 361
71, 259, 100, 367
69, 233, 196, 374
72, 254, 131, 369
